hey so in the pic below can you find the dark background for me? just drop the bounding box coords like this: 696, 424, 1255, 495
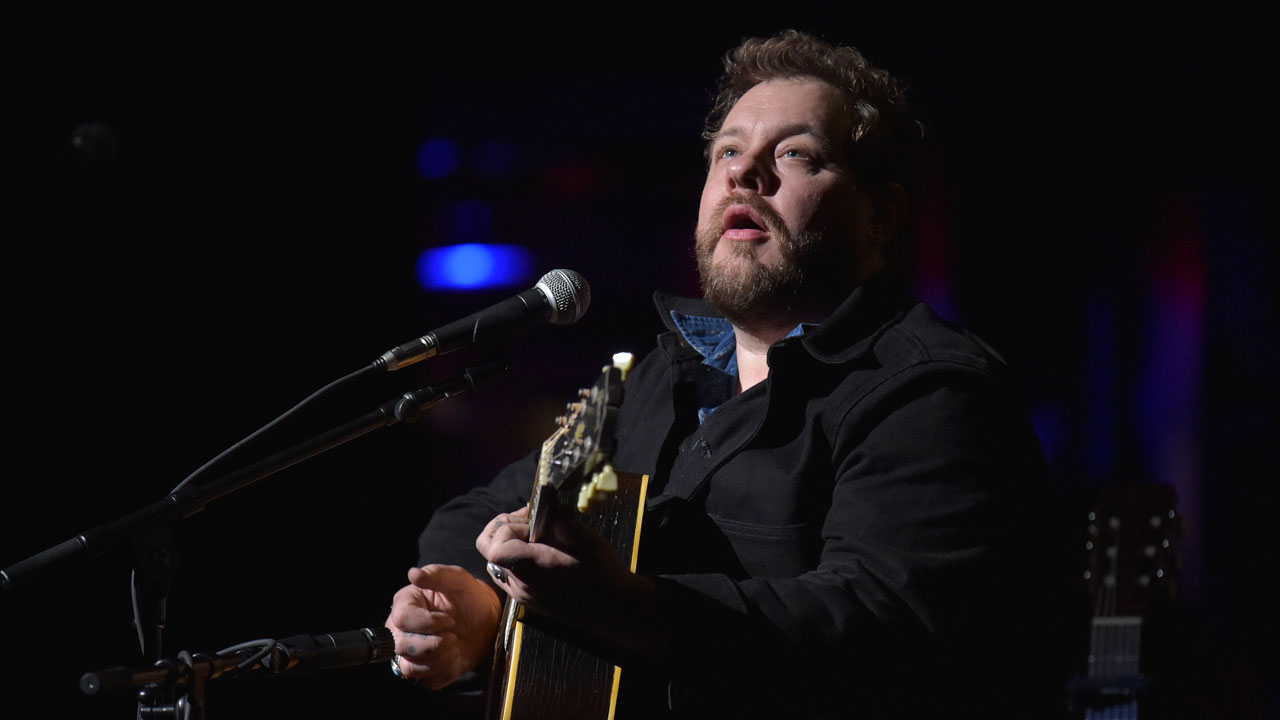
2, 3, 1275, 718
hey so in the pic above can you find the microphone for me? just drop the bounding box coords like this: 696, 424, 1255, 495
79, 627, 396, 694
263, 626, 396, 675
375, 268, 590, 371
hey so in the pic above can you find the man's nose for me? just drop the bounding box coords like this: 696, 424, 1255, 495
725, 151, 776, 195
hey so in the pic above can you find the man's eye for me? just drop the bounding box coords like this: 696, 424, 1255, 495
781, 149, 810, 160
718, 147, 739, 159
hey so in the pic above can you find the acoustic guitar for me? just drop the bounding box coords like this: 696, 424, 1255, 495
484, 353, 650, 720
1071, 482, 1179, 719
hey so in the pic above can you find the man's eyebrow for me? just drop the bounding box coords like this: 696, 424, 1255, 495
710, 124, 831, 148
772, 124, 834, 151
711, 127, 744, 143
704, 127, 741, 157
704, 127, 737, 160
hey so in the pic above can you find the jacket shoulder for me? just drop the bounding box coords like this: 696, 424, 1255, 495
873, 303, 1010, 377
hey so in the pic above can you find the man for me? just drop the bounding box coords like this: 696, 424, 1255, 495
387, 30, 1082, 718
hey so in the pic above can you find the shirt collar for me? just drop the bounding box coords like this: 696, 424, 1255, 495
667, 310, 813, 377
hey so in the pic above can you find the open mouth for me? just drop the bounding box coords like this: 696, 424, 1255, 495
722, 204, 769, 236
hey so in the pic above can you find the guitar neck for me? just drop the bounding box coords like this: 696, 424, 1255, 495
527, 423, 570, 544
1088, 616, 1142, 679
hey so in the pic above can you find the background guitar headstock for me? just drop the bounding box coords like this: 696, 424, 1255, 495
1084, 482, 1180, 620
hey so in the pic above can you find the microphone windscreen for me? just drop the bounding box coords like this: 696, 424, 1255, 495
537, 269, 590, 325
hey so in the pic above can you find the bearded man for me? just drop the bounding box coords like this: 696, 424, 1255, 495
385, 30, 1082, 719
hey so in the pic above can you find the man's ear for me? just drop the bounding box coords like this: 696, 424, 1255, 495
869, 182, 908, 248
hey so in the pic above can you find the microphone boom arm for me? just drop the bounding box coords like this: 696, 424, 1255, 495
0, 360, 509, 591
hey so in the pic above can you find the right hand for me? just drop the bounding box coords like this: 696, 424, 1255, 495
385, 564, 502, 689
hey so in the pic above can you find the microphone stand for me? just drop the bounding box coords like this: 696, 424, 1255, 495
1, 359, 508, 718
80, 626, 396, 720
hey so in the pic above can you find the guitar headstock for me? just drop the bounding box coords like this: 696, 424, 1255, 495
527, 353, 633, 540
1084, 483, 1179, 617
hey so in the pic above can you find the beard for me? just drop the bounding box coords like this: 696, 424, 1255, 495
695, 194, 854, 329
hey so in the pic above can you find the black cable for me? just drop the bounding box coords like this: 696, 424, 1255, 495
170, 363, 378, 493
217, 639, 276, 672
131, 362, 377, 655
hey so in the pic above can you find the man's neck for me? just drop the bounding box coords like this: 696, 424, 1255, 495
732, 322, 796, 391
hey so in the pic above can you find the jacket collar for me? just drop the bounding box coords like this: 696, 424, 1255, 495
651, 267, 912, 365
653, 292, 720, 334
798, 267, 912, 363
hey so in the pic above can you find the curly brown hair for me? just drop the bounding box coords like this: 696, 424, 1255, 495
703, 30, 924, 195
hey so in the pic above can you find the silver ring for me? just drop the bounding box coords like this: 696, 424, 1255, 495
486, 561, 507, 583
390, 654, 407, 679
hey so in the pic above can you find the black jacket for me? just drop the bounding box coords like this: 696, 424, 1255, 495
419, 272, 1084, 718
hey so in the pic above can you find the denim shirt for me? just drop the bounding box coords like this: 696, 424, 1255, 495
667, 310, 810, 423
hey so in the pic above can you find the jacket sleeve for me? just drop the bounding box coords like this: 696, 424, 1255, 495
416, 449, 537, 579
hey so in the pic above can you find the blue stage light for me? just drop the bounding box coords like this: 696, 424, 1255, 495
416, 244, 534, 291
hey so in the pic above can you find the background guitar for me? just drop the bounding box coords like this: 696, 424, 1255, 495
1070, 482, 1179, 719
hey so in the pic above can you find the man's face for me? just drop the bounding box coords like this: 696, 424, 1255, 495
695, 78, 880, 329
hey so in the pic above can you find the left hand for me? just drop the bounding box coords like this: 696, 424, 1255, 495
385, 564, 502, 690
475, 506, 659, 653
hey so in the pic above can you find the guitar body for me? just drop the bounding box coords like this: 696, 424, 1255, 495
484, 354, 649, 720
486, 470, 648, 720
